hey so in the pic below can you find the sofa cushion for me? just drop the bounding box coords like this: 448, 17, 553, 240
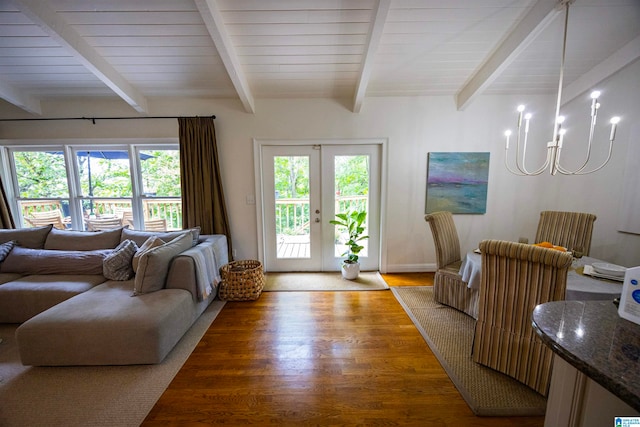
44, 227, 123, 250
0, 247, 110, 275
134, 232, 192, 295
0, 274, 106, 323
122, 227, 200, 247
132, 236, 165, 272
103, 239, 138, 281
0, 240, 15, 262
0, 225, 52, 249
16, 280, 195, 365
0, 272, 23, 285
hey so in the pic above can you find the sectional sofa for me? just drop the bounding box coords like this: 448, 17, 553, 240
0, 224, 228, 366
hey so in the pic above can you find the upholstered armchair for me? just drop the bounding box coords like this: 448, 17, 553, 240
472, 239, 573, 396
424, 211, 478, 318
535, 210, 597, 255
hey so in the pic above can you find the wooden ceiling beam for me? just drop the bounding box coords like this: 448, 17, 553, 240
562, 35, 640, 106
455, 0, 561, 111
353, 0, 391, 113
0, 79, 42, 115
195, 0, 255, 114
10, 0, 149, 114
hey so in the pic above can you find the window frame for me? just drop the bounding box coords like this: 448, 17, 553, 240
0, 139, 180, 231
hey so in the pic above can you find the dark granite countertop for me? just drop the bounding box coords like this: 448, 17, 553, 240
532, 300, 640, 412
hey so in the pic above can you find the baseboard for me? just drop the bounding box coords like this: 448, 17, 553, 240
384, 263, 436, 273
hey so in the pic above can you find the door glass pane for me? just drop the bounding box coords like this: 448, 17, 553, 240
274, 156, 310, 259
334, 155, 370, 257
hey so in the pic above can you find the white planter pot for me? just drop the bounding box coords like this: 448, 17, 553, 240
341, 262, 360, 280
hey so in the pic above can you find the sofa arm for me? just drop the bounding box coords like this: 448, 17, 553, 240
165, 235, 229, 299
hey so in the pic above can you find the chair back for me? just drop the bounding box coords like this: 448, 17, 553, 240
424, 211, 461, 269
535, 211, 596, 255
25, 209, 66, 230
116, 209, 134, 229
472, 239, 573, 396
144, 218, 167, 231
85, 217, 122, 231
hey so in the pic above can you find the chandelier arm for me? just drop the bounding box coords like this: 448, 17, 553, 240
504, 147, 527, 176
557, 139, 613, 175
506, 137, 550, 176
558, 105, 599, 174
512, 119, 550, 175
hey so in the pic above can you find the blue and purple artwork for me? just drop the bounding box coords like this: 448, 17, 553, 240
425, 152, 490, 214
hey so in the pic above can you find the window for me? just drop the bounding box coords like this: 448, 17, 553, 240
11, 150, 71, 229
2, 143, 181, 231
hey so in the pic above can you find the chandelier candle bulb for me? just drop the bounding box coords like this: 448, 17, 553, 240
505, 130, 511, 149
610, 117, 620, 141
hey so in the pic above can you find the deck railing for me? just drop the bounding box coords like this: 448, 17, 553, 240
93, 198, 182, 230
19, 198, 182, 230
275, 195, 368, 236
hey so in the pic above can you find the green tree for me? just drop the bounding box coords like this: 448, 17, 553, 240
14, 152, 68, 198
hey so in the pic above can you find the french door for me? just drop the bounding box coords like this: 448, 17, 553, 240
260, 143, 381, 272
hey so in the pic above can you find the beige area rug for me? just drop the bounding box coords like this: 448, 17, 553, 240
263, 271, 389, 291
0, 299, 226, 427
391, 286, 547, 417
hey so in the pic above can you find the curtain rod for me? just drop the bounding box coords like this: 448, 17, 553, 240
0, 115, 215, 124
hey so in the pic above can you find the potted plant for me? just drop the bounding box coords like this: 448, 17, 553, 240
330, 210, 369, 280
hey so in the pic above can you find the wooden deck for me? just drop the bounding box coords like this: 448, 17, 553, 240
277, 235, 310, 258
276, 235, 365, 259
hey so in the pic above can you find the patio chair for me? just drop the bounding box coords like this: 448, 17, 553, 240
25, 209, 66, 230
424, 211, 478, 318
116, 209, 134, 229
471, 239, 573, 396
85, 217, 122, 231
535, 211, 597, 255
144, 218, 167, 232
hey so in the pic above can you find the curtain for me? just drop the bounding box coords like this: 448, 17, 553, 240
0, 175, 15, 229
178, 117, 233, 260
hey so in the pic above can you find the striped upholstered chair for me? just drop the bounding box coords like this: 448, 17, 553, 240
535, 211, 597, 255
471, 239, 573, 396
424, 211, 478, 318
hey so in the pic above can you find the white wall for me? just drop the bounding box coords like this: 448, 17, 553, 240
1, 60, 638, 270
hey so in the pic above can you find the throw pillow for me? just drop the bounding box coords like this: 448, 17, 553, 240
44, 227, 123, 250
0, 240, 15, 262
133, 232, 193, 295
122, 227, 201, 247
0, 225, 52, 249
103, 239, 138, 281
0, 247, 110, 275
132, 236, 165, 272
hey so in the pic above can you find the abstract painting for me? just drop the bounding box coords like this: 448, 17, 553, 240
425, 152, 490, 214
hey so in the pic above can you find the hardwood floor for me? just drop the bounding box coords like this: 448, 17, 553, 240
143, 273, 544, 426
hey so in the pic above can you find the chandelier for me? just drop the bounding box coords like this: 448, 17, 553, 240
503, 0, 620, 176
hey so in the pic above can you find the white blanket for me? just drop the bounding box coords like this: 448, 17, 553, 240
186, 243, 221, 301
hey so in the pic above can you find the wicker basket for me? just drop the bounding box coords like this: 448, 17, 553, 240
218, 260, 265, 301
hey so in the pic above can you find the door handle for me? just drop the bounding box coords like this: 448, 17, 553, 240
315, 218, 320, 223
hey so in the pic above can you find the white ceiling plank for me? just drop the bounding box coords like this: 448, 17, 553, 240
195, 0, 255, 114
455, 0, 561, 111
562, 35, 640, 106
0, 78, 41, 115
353, 0, 390, 113
10, 0, 149, 114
